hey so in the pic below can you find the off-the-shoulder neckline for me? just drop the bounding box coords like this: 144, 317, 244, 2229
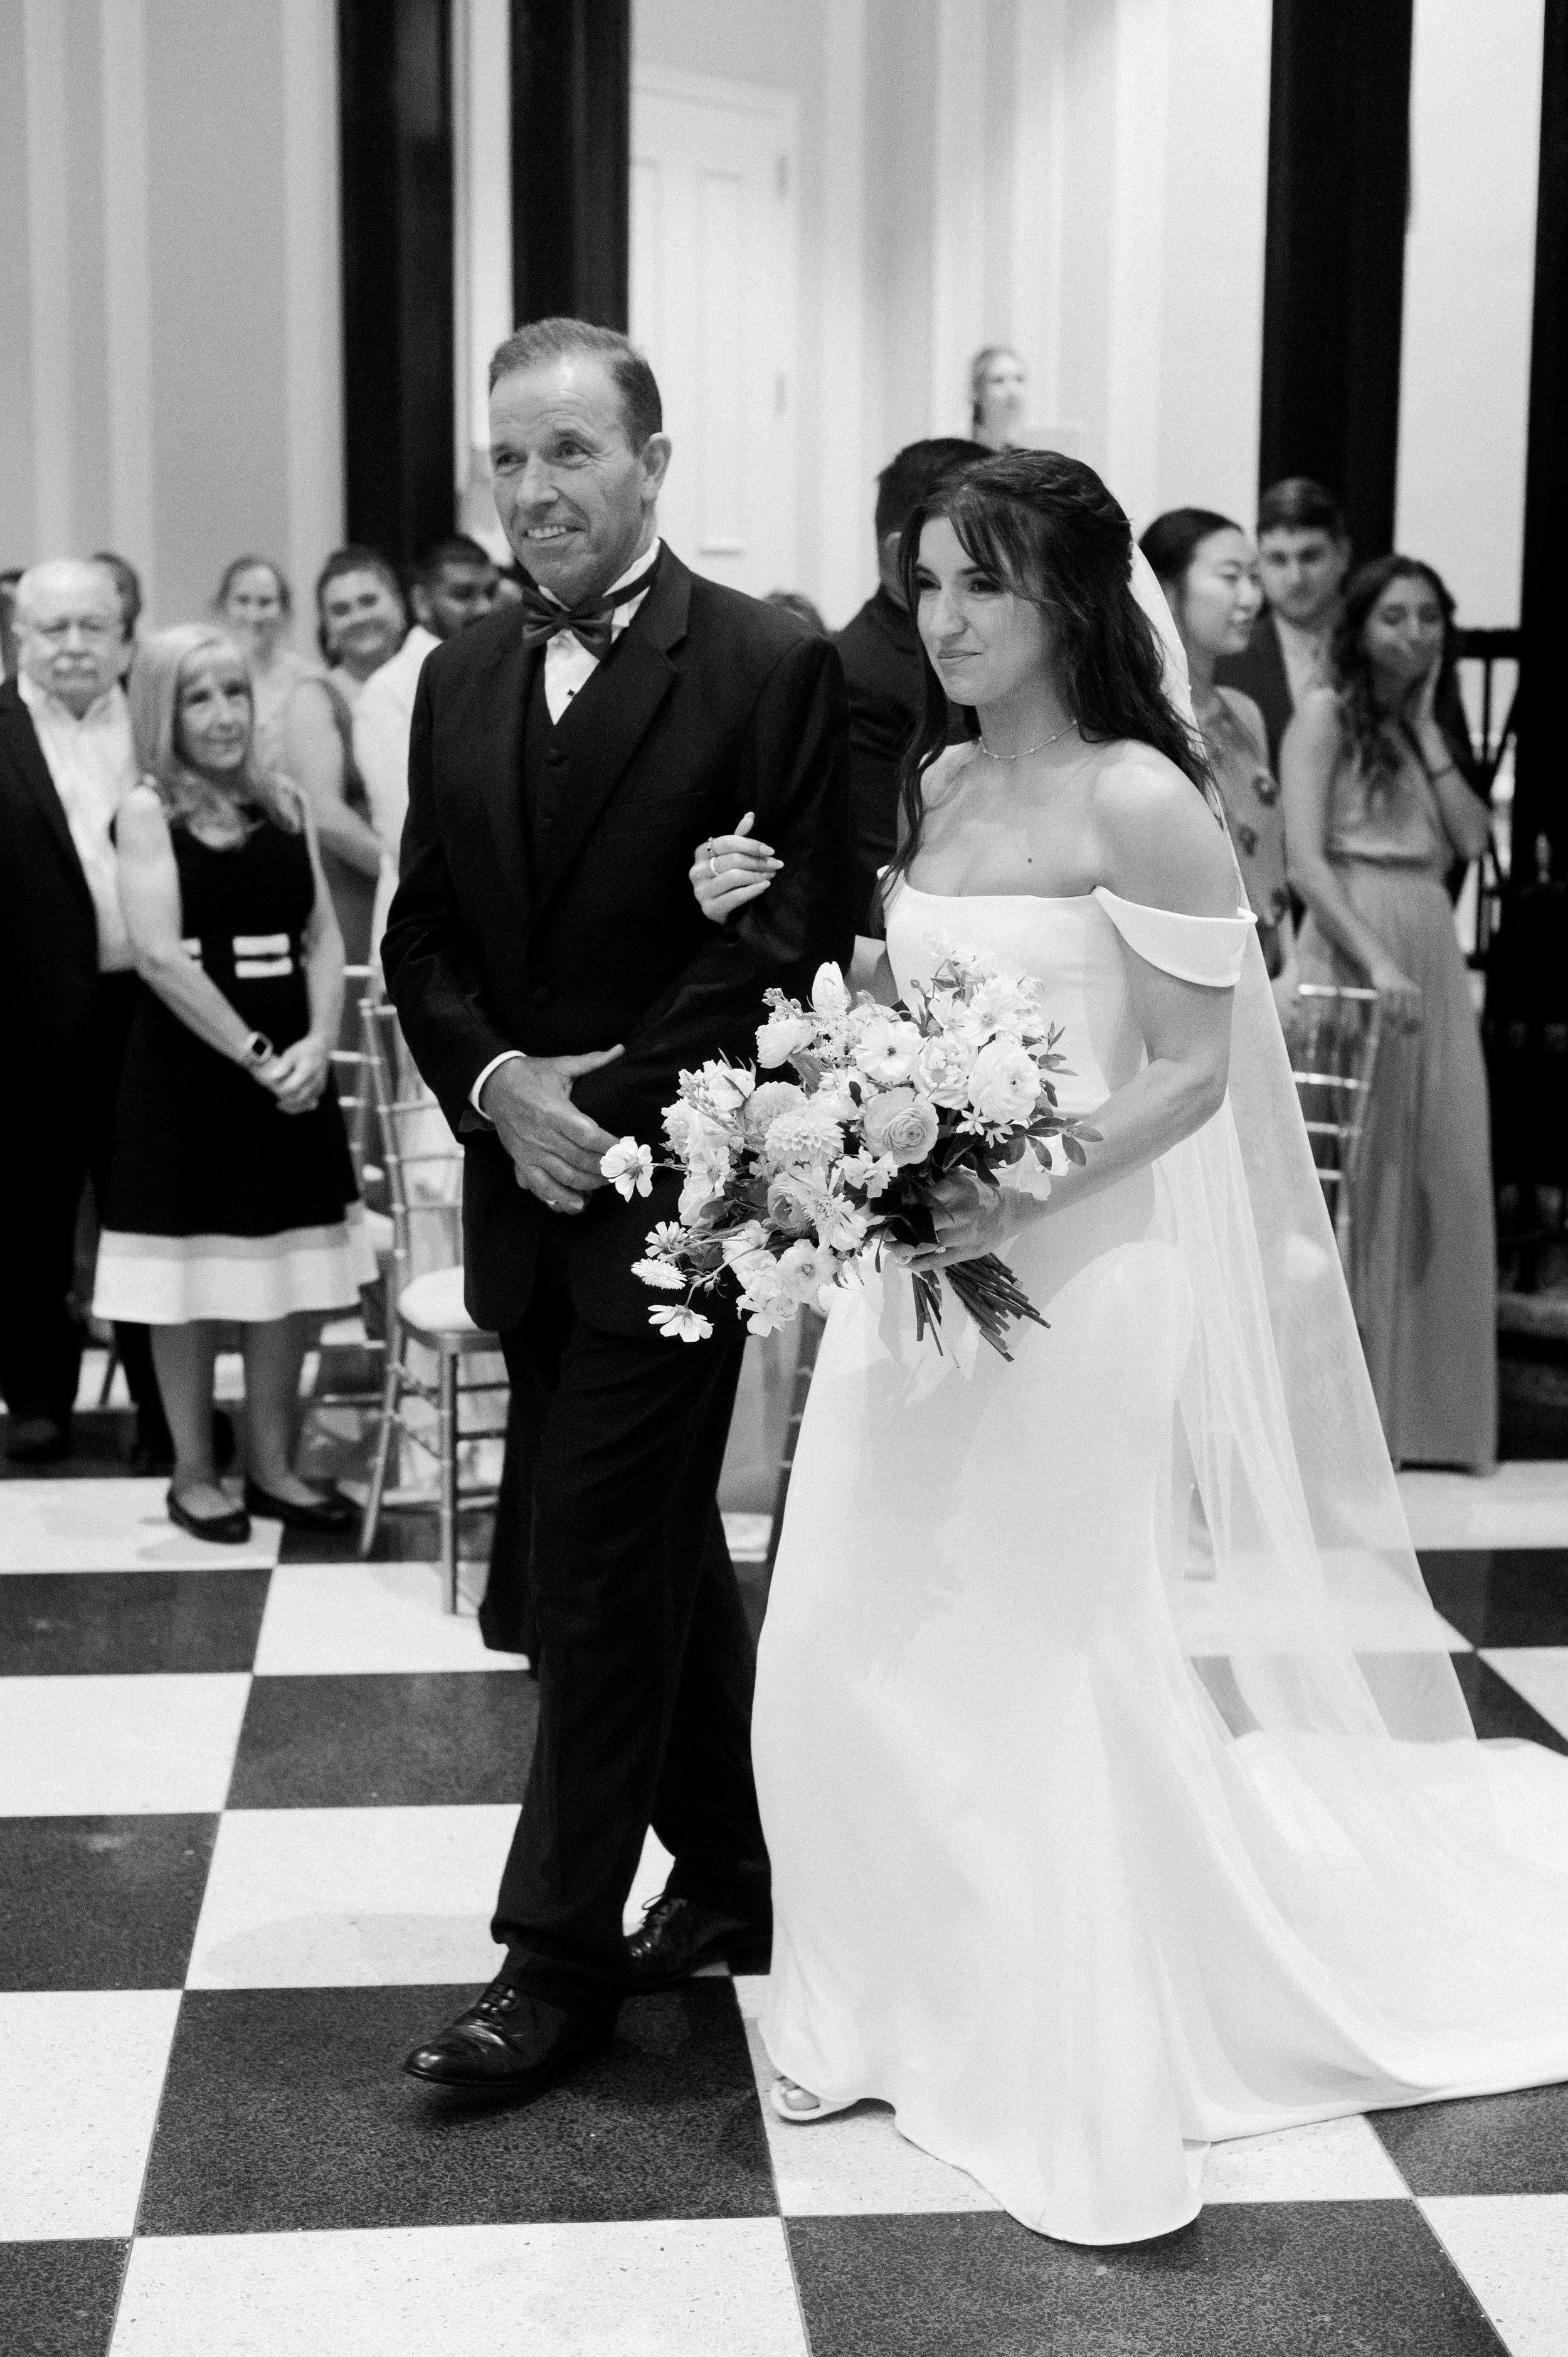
897, 881, 1250, 921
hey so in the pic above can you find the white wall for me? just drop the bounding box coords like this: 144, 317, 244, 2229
1396, 0, 1544, 626
2, 0, 343, 634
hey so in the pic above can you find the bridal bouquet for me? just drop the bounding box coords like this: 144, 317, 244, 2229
600, 953, 1098, 1362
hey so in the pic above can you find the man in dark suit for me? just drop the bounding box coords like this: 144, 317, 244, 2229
0, 559, 170, 1466
384, 318, 852, 2095
1214, 477, 1352, 771
833, 437, 979, 931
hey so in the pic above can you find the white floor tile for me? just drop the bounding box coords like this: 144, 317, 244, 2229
1483, 1649, 1568, 1742
1200, 2114, 1408, 2202
0, 1990, 180, 2238
0, 1673, 250, 1814
1398, 1464, 1568, 1553
185, 1804, 517, 1988
110, 2220, 810, 2356
0, 1479, 281, 1573
733, 1976, 999, 2215
253, 1562, 527, 1675
1421, 2195, 1568, 2357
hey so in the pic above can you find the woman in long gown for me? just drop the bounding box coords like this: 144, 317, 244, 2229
689, 453, 1568, 2247
1283, 556, 1496, 1470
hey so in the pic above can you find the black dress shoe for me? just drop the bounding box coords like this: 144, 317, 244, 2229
167, 1487, 252, 1545
625, 1893, 771, 1993
242, 1479, 356, 1533
5, 1416, 72, 1465
404, 1980, 616, 2091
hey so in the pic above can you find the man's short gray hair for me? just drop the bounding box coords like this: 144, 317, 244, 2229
489, 318, 662, 450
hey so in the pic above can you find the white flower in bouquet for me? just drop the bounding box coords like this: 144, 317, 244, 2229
854, 1012, 925, 1085
742, 1079, 807, 1138
677, 1168, 725, 1225
861, 1088, 941, 1167
763, 1101, 845, 1170
650, 1303, 714, 1342
766, 1172, 820, 1236
971, 972, 1047, 1035
840, 1148, 899, 1198
777, 1236, 837, 1303
630, 1256, 687, 1288
966, 1039, 1043, 1126
914, 1030, 977, 1106
998, 1140, 1055, 1200
810, 963, 850, 1017
601, 1138, 654, 1198
701, 1063, 755, 1117
817, 1196, 871, 1253
720, 1220, 770, 1266
757, 1012, 817, 1069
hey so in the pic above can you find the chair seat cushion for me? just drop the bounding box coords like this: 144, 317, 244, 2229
396, 1264, 495, 1343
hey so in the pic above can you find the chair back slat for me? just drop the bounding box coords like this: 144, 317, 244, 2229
1286, 984, 1385, 1266
361, 1000, 466, 1290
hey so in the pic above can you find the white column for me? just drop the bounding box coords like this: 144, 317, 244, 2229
1010, 0, 1068, 431
930, 0, 988, 435
280, 0, 345, 606
817, 0, 871, 625
452, 0, 512, 549
1103, 0, 1170, 527
23, 0, 73, 556
100, 0, 155, 605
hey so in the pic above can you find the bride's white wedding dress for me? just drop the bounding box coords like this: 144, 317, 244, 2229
753, 876, 1568, 2247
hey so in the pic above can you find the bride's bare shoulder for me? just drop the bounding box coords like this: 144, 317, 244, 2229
918, 740, 982, 806
1088, 740, 1238, 917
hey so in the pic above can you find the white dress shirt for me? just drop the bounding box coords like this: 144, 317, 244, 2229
470, 541, 662, 1116
1273, 613, 1330, 714
352, 623, 441, 955
18, 670, 139, 972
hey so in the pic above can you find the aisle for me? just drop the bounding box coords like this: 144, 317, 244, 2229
2, 1451, 1566, 2354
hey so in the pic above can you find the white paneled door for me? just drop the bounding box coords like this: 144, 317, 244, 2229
631, 67, 798, 599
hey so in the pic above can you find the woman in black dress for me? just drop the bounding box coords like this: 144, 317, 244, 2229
94, 625, 375, 1542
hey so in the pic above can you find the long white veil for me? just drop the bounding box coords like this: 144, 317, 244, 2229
1127, 545, 1478, 1754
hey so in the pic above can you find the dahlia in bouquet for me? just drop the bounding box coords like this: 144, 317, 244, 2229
600, 951, 1099, 1361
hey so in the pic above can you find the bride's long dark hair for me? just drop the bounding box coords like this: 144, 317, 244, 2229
883, 452, 1213, 899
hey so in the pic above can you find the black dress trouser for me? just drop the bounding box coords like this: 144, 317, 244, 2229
491, 1226, 768, 2012
0, 974, 162, 1433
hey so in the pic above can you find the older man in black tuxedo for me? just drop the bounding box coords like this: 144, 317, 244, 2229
384, 319, 852, 2095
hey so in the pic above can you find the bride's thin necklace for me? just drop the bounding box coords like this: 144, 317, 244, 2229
978, 716, 1076, 761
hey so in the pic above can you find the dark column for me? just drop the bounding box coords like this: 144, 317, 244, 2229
509, 0, 630, 329
1515, 0, 1568, 870
338, 0, 455, 564
1257, 0, 1414, 559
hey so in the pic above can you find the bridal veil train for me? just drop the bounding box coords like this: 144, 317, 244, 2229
751, 551, 1568, 2247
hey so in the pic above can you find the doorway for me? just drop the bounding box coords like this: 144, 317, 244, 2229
630, 66, 798, 598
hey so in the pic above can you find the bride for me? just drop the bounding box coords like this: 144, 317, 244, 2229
688, 452, 1568, 2246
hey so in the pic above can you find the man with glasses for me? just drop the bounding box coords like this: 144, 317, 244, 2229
0, 558, 171, 1466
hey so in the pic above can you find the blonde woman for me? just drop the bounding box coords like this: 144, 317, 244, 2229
93, 626, 374, 1542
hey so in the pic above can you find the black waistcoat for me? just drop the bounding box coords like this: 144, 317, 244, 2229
521, 657, 566, 868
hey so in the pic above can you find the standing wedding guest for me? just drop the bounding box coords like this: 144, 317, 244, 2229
1142, 509, 1300, 1016
1, 569, 24, 678
968, 345, 1029, 452
353, 533, 499, 952
385, 315, 850, 2097
1283, 554, 1496, 1470
92, 551, 144, 672
765, 590, 827, 635
281, 548, 409, 979
215, 556, 314, 773
93, 625, 375, 1541
833, 438, 980, 930
0, 559, 172, 1467
1214, 477, 1352, 771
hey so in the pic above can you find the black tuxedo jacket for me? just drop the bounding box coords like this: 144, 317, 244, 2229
832, 588, 924, 932
1214, 612, 1293, 773
382, 551, 854, 1337
0, 677, 102, 1088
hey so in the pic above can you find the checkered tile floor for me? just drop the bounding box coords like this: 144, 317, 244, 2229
4, 1433, 1568, 2355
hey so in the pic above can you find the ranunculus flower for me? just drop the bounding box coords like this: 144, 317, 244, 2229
756, 1014, 816, 1069
861, 1088, 940, 1167
915, 1032, 975, 1106
967, 1040, 1042, 1126
766, 1173, 818, 1235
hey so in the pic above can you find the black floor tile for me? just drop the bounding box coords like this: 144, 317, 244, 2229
226, 1671, 536, 1806
0, 1816, 218, 1991
0, 2239, 127, 2357
277, 1505, 498, 1565
0, 1569, 270, 1676
0, 1410, 137, 1481
1451, 1651, 1568, 1754
1419, 1549, 1568, 1646
138, 1980, 776, 2233
1371, 2079, 1568, 2194
786, 2205, 1505, 2357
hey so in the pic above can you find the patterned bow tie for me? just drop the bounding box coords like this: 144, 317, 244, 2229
517, 558, 658, 662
